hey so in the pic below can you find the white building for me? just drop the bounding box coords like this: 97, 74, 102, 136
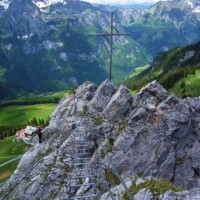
16, 126, 37, 140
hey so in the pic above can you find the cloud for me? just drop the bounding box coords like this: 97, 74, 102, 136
82, 0, 160, 4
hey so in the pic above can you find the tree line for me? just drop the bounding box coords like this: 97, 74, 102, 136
125, 64, 200, 92
0, 97, 60, 108
0, 117, 49, 140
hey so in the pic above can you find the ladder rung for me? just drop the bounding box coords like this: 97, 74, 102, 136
74, 163, 90, 166
74, 145, 89, 147
70, 175, 95, 179
70, 183, 95, 188
73, 139, 87, 141
72, 157, 90, 160
72, 168, 92, 172
74, 158, 90, 160
70, 194, 97, 199
71, 156, 90, 160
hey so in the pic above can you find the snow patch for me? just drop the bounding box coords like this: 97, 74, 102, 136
59, 52, 68, 61
126, 51, 136, 59
4, 44, 12, 51
32, 0, 66, 8
21, 34, 35, 40
22, 35, 29, 40
0, 0, 10, 9
162, 46, 170, 52
43, 40, 63, 50
193, 6, 200, 13
187, 0, 194, 8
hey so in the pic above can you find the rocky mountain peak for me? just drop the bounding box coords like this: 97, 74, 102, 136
0, 0, 44, 35
1, 80, 200, 199
147, 0, 200, 22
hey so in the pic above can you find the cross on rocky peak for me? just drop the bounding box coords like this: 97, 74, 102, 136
92, 12, 130, 81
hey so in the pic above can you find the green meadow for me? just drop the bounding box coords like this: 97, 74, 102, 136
0, 103, 56, 126
169, 70, 200, 98
0, 160, 19, 184
0, 91, 67, 184
0, 136, 31, 183
0, 90, 69, 126
128, 65, 150, 78
0, 136, 30, 164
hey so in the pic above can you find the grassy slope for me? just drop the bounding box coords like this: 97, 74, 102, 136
128, 65, 150, 78
0, 136, 29, 164
0, 136, 31, 183
169, 69, 200, 97
0, 91, 67, 184
125, 41, 200, 98
0, 103, 56, 126
0, 90, 66, 105
0, 90, 68, 126
0, 160, 19, 184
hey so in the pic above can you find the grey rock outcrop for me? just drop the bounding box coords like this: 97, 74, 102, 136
1, 80, 200, 199
161, 189, 200, 200
90, 79, 117, 112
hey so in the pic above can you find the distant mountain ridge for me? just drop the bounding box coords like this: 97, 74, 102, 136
0, 0, 200, 100
125, 41, 200, 97
93, 3, 152, 11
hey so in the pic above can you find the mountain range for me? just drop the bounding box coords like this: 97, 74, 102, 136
125, 39, 200, 99
93, 3, 152, 11
0, 0, 200, 100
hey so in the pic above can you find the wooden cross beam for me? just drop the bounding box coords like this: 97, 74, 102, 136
93, 12, 130, 81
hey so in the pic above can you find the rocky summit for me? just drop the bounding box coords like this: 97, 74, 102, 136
1, 80, 200, 199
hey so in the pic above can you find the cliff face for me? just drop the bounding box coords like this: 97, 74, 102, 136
1, 80, 200, 199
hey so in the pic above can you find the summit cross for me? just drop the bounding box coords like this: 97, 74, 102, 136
93, 12, 130, 81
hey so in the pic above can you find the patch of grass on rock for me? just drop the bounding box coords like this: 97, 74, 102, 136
123, 178, 183, 200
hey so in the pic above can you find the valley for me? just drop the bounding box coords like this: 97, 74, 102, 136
0, 91, 65, 184
124, 41, 200, 98
0, 0, 200, 100
0, 136, 30, 184
0, 0, 200, 199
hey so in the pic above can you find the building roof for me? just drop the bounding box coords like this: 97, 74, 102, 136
24, 126, 37, 135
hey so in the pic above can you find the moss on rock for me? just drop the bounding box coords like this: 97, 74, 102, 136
123, 178, 183, 200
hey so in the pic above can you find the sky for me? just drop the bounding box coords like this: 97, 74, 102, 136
83, 0, 161, 5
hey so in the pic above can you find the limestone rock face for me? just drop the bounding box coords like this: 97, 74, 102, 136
102, 84, 131, 121
90, 79, 117, 112
1, 80, 200, 199
161, 189, 200, 200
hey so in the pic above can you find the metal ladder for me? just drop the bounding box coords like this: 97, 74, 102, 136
69, 131, 97, 199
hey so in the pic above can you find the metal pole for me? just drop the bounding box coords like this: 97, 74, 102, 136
108, 156, 134, 200
110, 12, 114, 81
92, 11, 130, 81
